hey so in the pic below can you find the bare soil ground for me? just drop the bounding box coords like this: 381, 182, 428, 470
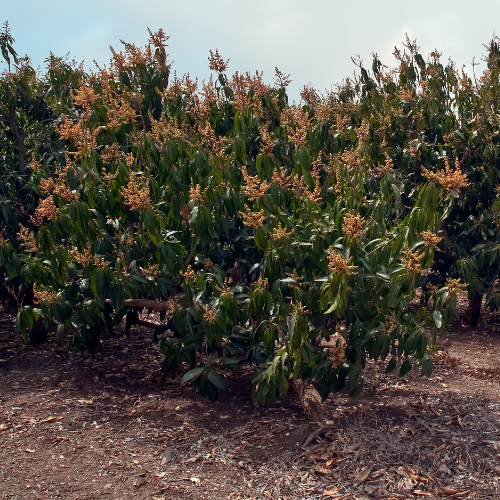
1, 300, 500, 500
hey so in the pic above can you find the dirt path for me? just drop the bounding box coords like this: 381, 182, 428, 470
1, 304, 500, 499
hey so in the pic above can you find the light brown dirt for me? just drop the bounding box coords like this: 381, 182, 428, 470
1, 299, 499, 500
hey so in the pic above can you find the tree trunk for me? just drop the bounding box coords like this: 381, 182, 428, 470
8, 105, 25, 174
26, 284, 47, 345
463, 293, 483, 327
29, 317, 48, 345
291, 378, 325, 423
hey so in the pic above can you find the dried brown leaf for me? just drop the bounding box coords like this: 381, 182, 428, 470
323, 488, 339, 497
438, 485, 459, 495
354, 465, 372, 483
314, 467, 330, 475
324, 457, 339, 467
40, 416, 64, 423
410, 472, 427, 482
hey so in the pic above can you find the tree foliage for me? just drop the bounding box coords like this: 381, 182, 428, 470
1, 28, 499, 404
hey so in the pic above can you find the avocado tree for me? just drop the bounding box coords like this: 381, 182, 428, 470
0, 30, 466, 420
0, 22, 84, 342
349, 36, 500, 326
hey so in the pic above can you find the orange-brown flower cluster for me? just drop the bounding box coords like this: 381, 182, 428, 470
58, 114, 82, 142
283, 107, 313, 147
181, 73, 198, 97
203, 304, 216, 323
300, 84, 319, 106
32, 196, 59, 225
340, 147, 362, 168
290, 171, 321, 204
39, 177, 79, 203
271, 223, 292, 241
274, 67, 292, 88
271, 168, 292, 190
71, 244, 93, 265
458, 69, 471, 90
101, 167, 119, 182
254, 275, 268, 291
383, 313, 397, 335
121, 174, 152, 211
73, 85, 98, 118
325, 154, 343, 194
33, 284, 58, 305
421, 230, 443, 250
291, 301, 308, 317
242, 205, 266, 227
216, 278, 234, 299
109, 29, 170, 74
397, 89, 415, 102
422, 157, 470, 192
335, 114, 351, 133
258, 123, 275, 155
314, 103, 331, 122
327, 249, 357, 275
150, 112, 186, 150
93, 256, 108, 268
143, 264, 160, 279
285, 269, 303, 289
124, 153, 134, 168
342, 213, 365, 240
192, 75, 218, 119
100, 143, 125, 164
445, 277, 468, 295
208, 49, 229, 73
226, 71, 270, 115
58, 114, 100, 155
241, 166, 270, 201
328, 334, 346, 367
180, 265, 195, 281
189, 184, 207, 205
356, 119, 370, 144
17, 225, 38, 253
400, 243, 425, 273
30, 156, 41, 173
106, 92, 137, 128
374, 153, 394, 177
199, 122, 228, 159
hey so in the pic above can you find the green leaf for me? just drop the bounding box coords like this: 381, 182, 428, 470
399, 359, 412, 377
385, 356, 397, 374
420, 354, 433, 377
57, 323, 65, 343
91, 268, 109, 304
296, 147, 311, 171
432, 310, 443, 329
387, 283, 401, 307
180, 367, 204, 385
376, 272, 391, 281
207, 370, 227, 391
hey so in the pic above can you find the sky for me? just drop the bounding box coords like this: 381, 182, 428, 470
3, 1, 500, 101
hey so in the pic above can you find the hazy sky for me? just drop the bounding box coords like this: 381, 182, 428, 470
3, 1, 499, 101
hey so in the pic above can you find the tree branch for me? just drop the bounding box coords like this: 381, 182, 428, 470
8, 105, 25, 174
